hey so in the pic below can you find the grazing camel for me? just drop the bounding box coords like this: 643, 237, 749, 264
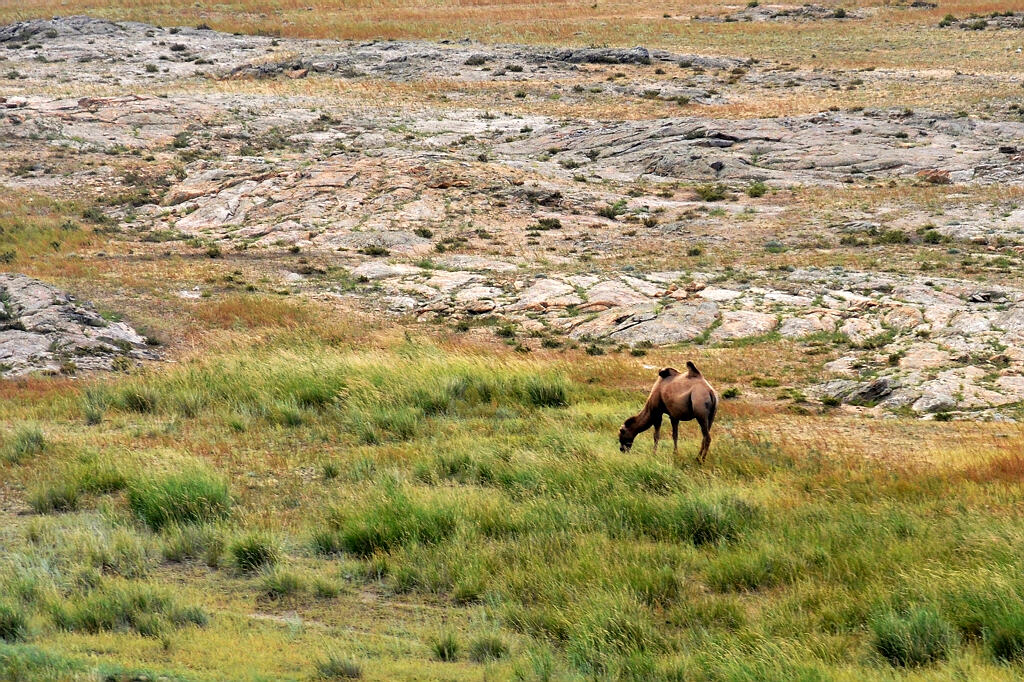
618, 362, 718, 462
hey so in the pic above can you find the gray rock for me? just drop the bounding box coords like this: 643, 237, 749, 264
607, 302, 720, 345
0, 274, 155, 377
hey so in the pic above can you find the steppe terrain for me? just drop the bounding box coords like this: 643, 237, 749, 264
1, 2, 1024, 680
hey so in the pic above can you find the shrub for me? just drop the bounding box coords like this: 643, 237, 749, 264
597, 199, 627, 219
871, 607, 956, 667
0, 603, 28, 642
695, 183, 728, 201
230, 533, 280, 573
2, 425, 45, 464
746, 181, 767, 198
315, 654, 363, 679
469, 633, 508, 662
127, 471, 231, 530
430, 630, 460, 662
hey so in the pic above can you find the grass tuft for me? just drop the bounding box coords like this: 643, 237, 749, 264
469, 633, 508, 662
0, 603, 28, 642
230, 532, 280, 573
2, 425, 45, 464
314, 654, 363, 679
127, 471, 231, 530
429, 630, 460, 662
870, 607, 956, 667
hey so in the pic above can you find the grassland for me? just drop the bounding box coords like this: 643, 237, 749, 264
2, 297, 1024, 680
4, 1, 1024, 679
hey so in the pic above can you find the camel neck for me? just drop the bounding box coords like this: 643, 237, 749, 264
631, 405, 656, 433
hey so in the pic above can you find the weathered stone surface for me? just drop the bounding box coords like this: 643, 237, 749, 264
583, 281, 649, 310
898, 343, 951, 370
840, 318, 884, 346
607, 302, 720, 345
0, 274, 154, 377
513, 279, 581, 310
779, 313, 837, 339
711, 311, 777, 341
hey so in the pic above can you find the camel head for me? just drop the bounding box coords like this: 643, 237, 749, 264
619, 416, 638, 452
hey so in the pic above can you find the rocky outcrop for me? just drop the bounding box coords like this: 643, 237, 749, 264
0, 275, 154, 377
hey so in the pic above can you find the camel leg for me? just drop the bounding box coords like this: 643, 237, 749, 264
651, 413, 663, 456
671, 418, 680, 459
697, 417, 711, 464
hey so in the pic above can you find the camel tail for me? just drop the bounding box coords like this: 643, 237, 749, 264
707, 388, 717, 429
685, 361, 702, 378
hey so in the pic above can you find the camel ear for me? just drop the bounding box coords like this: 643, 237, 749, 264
624, 416, 636, 427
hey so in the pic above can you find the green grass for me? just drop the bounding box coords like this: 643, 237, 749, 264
871, 607, 957, 667
2, 425, 45, 464
229, 532, 280, 573
5, 333, 1024, 679
126, 470, 231, 530
0, 603, 29, 643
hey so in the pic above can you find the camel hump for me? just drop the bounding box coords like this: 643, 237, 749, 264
658, 367, 680, 379
685, 361, 702, 377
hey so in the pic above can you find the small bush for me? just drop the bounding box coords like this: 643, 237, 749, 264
746, 181, 767, 198
430, 630, 460, 662
597, 199, 627, 219
871, 607, 956, 667
469, 633, 508, 662
722, 387, 740, 399
0, 603, 28, 642
695, 183, 728, 201
2, 425, 45, 464
230, 533, 280, 573
315, 654, 363, 679
877, 229, 909, 245
127, 471, 231, 530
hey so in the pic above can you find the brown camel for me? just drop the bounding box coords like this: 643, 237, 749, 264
618, 362, 718, 462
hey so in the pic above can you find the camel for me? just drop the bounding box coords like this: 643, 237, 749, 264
618, 362, 718, 462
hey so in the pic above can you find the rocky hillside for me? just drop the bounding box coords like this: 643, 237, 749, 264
1, 16, 1023, 417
